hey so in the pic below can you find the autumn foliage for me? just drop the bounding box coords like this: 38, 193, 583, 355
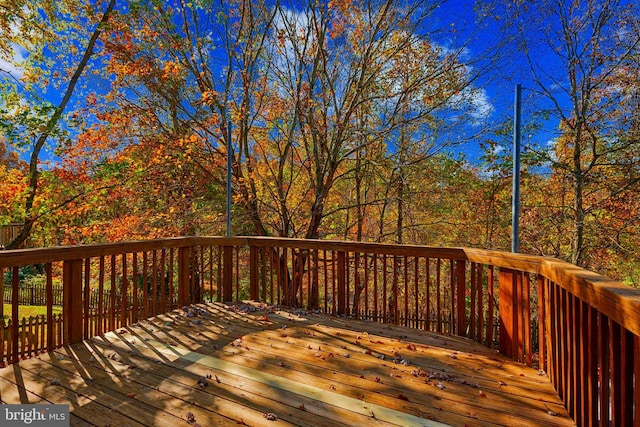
1, 0, 639, 287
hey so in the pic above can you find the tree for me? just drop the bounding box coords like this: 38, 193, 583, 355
511, 0, 640, 266
0, 0, 117, 249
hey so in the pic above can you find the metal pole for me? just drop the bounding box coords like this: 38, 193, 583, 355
226, 121, 232, 237
512, 84, 522, 253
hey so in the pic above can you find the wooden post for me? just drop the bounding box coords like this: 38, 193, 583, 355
456, 260, 466, 337
222, 246, 233, 302
337, 251, 346, 315
63, 259, 83, 345
11, 266, 19, 363
249, 246, 259, 301
499, 268, 516, 359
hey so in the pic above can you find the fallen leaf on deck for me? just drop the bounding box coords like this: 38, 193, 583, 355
299, 404, 306, 411
478, 390, 487, 398
397, 394, 410, 401
263, 413, 278, 421
186, 412, 196, 423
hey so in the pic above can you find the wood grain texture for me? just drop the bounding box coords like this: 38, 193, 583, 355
0, 302, 575, 427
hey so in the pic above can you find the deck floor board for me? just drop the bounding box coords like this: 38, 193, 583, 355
0, 302, 575, 426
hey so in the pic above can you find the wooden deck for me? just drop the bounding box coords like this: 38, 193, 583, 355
0, 302, 574, 426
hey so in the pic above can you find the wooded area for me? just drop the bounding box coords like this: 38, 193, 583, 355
0, 0, 639, 286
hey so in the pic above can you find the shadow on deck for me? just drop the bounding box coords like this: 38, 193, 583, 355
0, 302, 573, 427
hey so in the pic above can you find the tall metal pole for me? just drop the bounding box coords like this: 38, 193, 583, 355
512, 84, 522, 253
226, 121, 232, 237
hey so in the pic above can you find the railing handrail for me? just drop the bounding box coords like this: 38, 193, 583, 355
2, 235, 639, 335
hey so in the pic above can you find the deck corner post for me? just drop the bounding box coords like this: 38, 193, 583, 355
249, 246, 259, 301
178, 246, 191, 306
222, 246, 233, 302
337, 251, 347, 315
499, 268, 517, 359
62, 259, 84, 345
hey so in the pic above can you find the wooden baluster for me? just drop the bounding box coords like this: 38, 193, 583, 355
469, 262, 476, 340
598, 314, 610, 426
152, 250, 158, 315
585, 302, 597, 424
249, 246, 259, 301
337, 251, 346, 316
169, 248, 176, 310
142, 252, 149, 320
487, 266, 494, 348
373, 254, 378, 322
436, 258, 442, 334
450, 260, 455, 334
306, 250, 312, 310
132, 253, 138, 324
222, 246, 233, 303
392, 255, 399, 325
298, 249, 305, 308
568, 294, 578, 421
537, 276, 546, 370
414, 257, 419, 329
403, 256, 408, 327
270, 248, 276, 305
381, 255, 387, 322
635, 334, 640, 426
46, 263, 54, 351
109, 255, 116, 331
620, 329, 634, 425
121, 253, 128, 328
610, 320, 622, 426
11, 266, 19, 363
331, 250, 336, 314
425, 259, 431, 332
84, 258, 90, 339
312, 249, 319, 311
234, 249, 239, 302
178, 247, 190, 306
523, 274, 532, 366
160, 249, 167, 312
476, 264, 483, 344
209, 246, 214, 303
354, 252, 360, 319
20, 317, 26, 358
38, 314, 44, 353
262, 247, 268, 303
549, 281, 558, 391
559, 287, 569, 403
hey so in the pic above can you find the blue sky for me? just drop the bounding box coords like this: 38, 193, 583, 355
2, 0, 636, 170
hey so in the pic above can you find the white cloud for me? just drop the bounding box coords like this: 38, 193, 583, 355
468, 88, 494, 121
0, 43, 28, 79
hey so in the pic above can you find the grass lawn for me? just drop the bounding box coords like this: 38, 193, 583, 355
2, 304, 63, 320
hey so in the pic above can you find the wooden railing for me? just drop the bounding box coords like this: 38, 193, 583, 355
0, 236, 638, 425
